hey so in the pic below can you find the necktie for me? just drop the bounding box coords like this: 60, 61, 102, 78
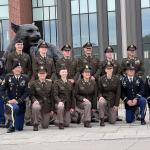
129, 77, 133, 83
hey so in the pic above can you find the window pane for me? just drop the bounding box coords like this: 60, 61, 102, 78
32, 0, 37, 7
44, 21, 50, 43
38, 0, 43, 7
108, 12, 117, 45
33, 8, 43, 21
142, 8, 150, 40
2, 20, 9, 50
0, 0, 8, 5
71, 0, 79, 14
43, 0, 55, 6
141, 0, 150, 8
50, 20, 57, 45
80, 14, 89, 45
89, 0, 97, 13
50, 7, 56, 20
0, 6, 8, 19
89, 13, 98, 46
80, 0, 88, 13
72, 15, 80, 48
44, 7, 49, 20
107, 0, 116, 11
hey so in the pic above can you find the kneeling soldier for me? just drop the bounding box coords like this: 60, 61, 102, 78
0, 62, 29, 133
30, 66, 54, 131
121, 65, 146, 125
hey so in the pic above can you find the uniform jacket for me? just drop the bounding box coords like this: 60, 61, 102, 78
29, 79, 54, 113
53, 79, 75, 110
74, 79, 97, 109
98, 75, 121, 107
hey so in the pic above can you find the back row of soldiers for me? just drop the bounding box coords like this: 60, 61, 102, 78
0, 39, 148, 133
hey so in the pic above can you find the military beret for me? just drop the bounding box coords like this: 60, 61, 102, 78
127, 45, 136, 51
104, 61, 114, 69
60, 65, 68, 70
83, 42, 92, 48
15, 38, 23, 43
38, 65, 47, 73
61, 44, 71, 51
38, 40, 48, 48
12, 61, 22, 70
81, 65, 91, 73
104, 46, 114, 53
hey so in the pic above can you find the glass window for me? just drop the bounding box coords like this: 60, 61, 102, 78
89, 13, 98, 46
89, 0, 97, 13
43, 0, 55, 6
50, 20, 57, 45
50, 6, 56, 20
108, 12, 117, 45
0, 6, 8, 19
38, 0, 43, 7
80, 14, 89, 45
80, 0, 88, 14
32, 0, 38, 7
44, 7, 49, 20
141, 0, 150, 8
107, 0, 116, 11
33, 8, 43, 21
0, 0, 8, 5
71, 0, 79, 14
44, 21, 50, 42
72, 15, 80, 48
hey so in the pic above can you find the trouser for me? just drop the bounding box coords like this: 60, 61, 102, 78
98, 99, 117, 124
25, 97, 32, 123
5, 103, 25, 131
32, 102, 50, 128
56, 103, 71, 126
126, 96, 147, 123
0, 97, 5, 124
77, 101, 92, 122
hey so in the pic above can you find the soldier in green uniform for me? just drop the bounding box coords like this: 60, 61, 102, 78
53, 66, 75, 129
74, 65, 97, 128
55, 44, 77, 83
32, 40, 56, 81
100, 46, 121, 76
30, 66, 54, 131
98, 62, 121, 126
5, 39, 32, 78
76, 42, 100, 81
121, 45, 145, 77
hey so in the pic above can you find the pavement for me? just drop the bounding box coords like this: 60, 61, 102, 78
1, 104, 150, 150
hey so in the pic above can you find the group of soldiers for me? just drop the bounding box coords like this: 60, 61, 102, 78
0, 39, 150, 133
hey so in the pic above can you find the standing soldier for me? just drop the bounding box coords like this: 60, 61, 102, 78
0, 62, 29, 133
56, 44, 77, 83
5, 39, 32, 78
0, 58, 6, 128
121, 45, 145, 77
121, 64, 146, 125
53, 66, 75, 129
98, 62, 121, 126
74, 65, 97, 128
32, 40, 56, 81
30, 66, 54, 131
76, 42, 100, 81
100, 46, 121, 76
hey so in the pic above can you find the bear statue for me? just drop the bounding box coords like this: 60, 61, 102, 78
3, 22, 62, 62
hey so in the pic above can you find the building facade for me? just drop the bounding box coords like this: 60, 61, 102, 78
0, 0, 150, 74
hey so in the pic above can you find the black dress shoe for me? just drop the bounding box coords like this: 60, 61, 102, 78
141, 119, 146, 125
116, 117, 122, 121
84, 121, 92, 128
7, 127, 15, 133
33, 124, 38, 131
100, 118, 105, 127
59, 123, 64, 129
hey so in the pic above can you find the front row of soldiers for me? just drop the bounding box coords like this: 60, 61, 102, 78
0, 39, 149, 133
